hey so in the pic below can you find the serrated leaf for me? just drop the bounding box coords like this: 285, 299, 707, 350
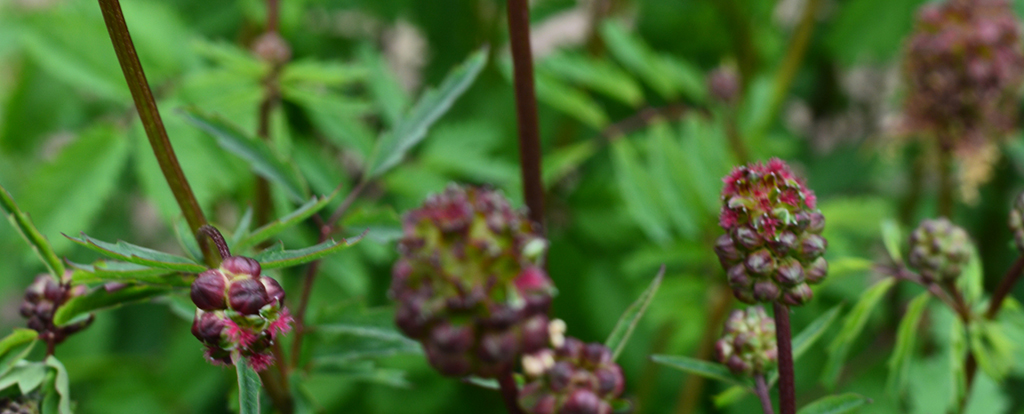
252, 233, 365, 270
43, 357, 70, 414
887, 292, 929, 395
236, 356, 261, 414
281, 85, 375, 159
499, 59, 608, 129
538, 51, 644, 107
605, 266, 664, 360
0, 362, 48, 396
53, 285, 175, 326
0, 329, 38, 379
796, 393, 871, 414
181, 108, 308, 202
364, 48, 487, 178
823, 278, 896, 387
237, 192, 337, 249
67, 260, 188, 287
0, 183, 64, 278
600, 21, 706, 102
611, 138, 671, 243
542, 140, 599, 188
358, 43, 409, 128
65, 233, 205, 272
650, 355, 752, 388
881, 219, 903, 264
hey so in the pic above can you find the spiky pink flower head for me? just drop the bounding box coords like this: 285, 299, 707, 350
716, 159, 826, 306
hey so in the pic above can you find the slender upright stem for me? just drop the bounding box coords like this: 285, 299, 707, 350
714, 0, 757, 87
772, 302, 796, 414
497, 369, 524, 414
96, 0, 216, 267
765, 0, 820, 134
674, 285, 733, 414
985, 256, 1024, 320
755, 375, 776, 414
506, 0, 545, 230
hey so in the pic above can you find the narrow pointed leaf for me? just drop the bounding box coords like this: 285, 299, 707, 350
235, 357, 261, 414
364, 48, 488, 179
237, 192, 337, 249
43, 356, 71, 414
880, 220, 903, 264
823, 278, 896, 387
796, 393, 871, 414
231, 206, 255, 248
65, 233, 205, 272
0, 183, 64, 278
181, 108, 308, 202
67, 260, 189, 287
53, 285, 175, 326
0, 329, 38, 379
252, 233, 365, 270
606, 266, 664, 360
650, 355, 752, 388
887, 292, 929, 394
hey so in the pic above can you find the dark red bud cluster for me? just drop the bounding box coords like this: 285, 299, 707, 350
908, 218, 971, 283
189, 256, 292, 371
19, 274, 92, 346
391, 185, 555, 378
518, 338, 625, 414
715, 159, 827, 306
714, 306, 777, 376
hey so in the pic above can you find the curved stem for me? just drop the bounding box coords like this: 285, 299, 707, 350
772, 302, 796, 414
755, 374, 776, 414
985, 256, 1024, 320
497, 369, 524, 414
97, 0, 216, 267
198, 225, 231, 262
506, 0, 545, 231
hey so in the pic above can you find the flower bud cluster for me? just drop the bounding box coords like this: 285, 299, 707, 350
0, 397, 37, 414
189, 256, 292, 371
518, 322, 625, 414
19, 274, 91, 346
390, 185, 555, 378
714, 306, 777, 376
908, 218, 971, 283
715, 159, 828, 306
1008, 192, 1024, 253
903, 0, 1024, 144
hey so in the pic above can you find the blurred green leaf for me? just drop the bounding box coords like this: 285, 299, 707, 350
881, 219, 903, 264
311, 360, 410, 388
647, 121, 700, 238
970, 320, 1014, 382
542, 140, 599, 188
53, 285, 175, 326
958, 244, 983, 304
796, 393, 871, 414
650, 355, 752, 388
43, 356, 70, 414
0, 362, 48, 396
364, 48, 487, 179
539, 51, 644, 107
281, 85, 375, 159
0, 183, 64, 278
823, 278, 896, 388
0, 329, 38, 379
600, 21, 706, 102
342, 206, 402, 244
181, 108, 309, 203
252, 233, 365, 270
281, 60, 368, 87
793, 303, 844, 359
67, 260, 188, 287
237, 192, 337, 250
611, 138, 670, 243
887, 292, 929, 395
65, 233, 205, 273
236, 357, 261, 414
359, 43, 410, 128
605, 266, 664, 360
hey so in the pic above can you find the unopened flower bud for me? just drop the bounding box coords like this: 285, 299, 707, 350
716, 306, 777, 376
191, 270, 228, 310
908, 217, 971, 282
228, 278, 270, 315
221, 256, 261, 278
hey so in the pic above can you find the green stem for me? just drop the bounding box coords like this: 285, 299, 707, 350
96, 0, 217, 267
758, 0, 821, 141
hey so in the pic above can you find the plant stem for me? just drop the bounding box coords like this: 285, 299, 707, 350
985, 256, 1024, 320
765, 0, 820, 135
714, 0, 757, 87
497, 369, 524, 414
772, 302, 796, 414
755, 374, 776, 414
96, 0, 217, 267
506, 0, 545, 230
673, 284, 733, 414
257, 368, 294, 414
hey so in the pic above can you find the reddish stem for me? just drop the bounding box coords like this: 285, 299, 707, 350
497, 369, 524, 414
755, 374, 776, 414
986, 256, 1024, 320
773, 302, 796, 414
506, 0, 545, 231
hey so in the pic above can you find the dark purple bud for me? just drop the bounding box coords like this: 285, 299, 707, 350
781, 284, 813, 306
259, 276, 286, 305
42, 279, 63, 303
583, 343, 612, 366
727, 264, 753, 288
558, 337, 585, 359
733, 226, 763, 250
19, 301, 33, 318
521, 315, 550, 352
35, 301, 54, 319
561, 389, 602, 414
191, 270, 228, 310
595, 366, 624, 397
771, 231, 798, 256
479, 330, 519, 363
799, 234, 827, 261
228, 278, 270, 315
528, 394, 557, 414
221, 256, 262, 278
483, 306, 520, 330
24, 276, 49, 302
549, 361, 574, 391
430, 323, 474, 353
395, 297, 429, 338
744, 249, 776, 276
726, 354, 750, 375
804, 257, 828, 284
752, 281, 780, 302
732, 287, 756, 304
774, 258, 805, 286
191, 311, 226, 345
715, 234, 742, 264
714, 339, 732, 363
425, 345, 473, 377
807, 211, 825, 234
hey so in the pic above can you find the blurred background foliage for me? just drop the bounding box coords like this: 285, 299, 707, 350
3, 0, 1024, 412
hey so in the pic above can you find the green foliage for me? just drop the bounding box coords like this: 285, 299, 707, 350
887, 292, 929, 395
824, 279, 896, 388
797, 393, 872, 414
605, 266, 664, 360
235, 358, 261, 414
0, 183, 64, 278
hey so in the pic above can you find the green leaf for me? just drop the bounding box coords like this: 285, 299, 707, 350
538, 51, 644, 107
796, 393, 872, 414
649, 355, 752, 389
181, 108, 309, 202
67, 260, 189, 287
0, 362, 48, 396
970, 319, 1014, 382
43, 357, 71, 414
235, 357, 261, 414
0, 329, 38, 379
280, 59, 368, 87
793, 303, 844, 359
281, 85, 375, 159
236, 192, 337, 249
958, 244, 983, 304
504, 61, 608, 129
823, 278, 896, 388
53, 285, 175, 326
64, 233, 205, 273
0, 183, 64, 278
887, 292, 929, 394
252, 233, 365, 270
358, 43, 409, 128
600, 21, 706, 102
364, 48, 488, 179
605, 266, 664, 360
542, 140, 599, 188
611, 138, 671, 243
311, 360, 410, 388
880, 219, 903, 264
231, 206, 255, 248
